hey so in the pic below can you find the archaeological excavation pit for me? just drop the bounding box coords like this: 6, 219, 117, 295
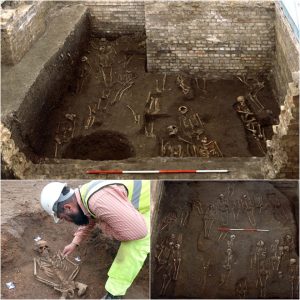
0, 180, 149, 299
151, 181, 299, 299
1, 1, 299, 179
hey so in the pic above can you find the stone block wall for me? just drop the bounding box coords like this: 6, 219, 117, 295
1, 1, 51, 65
85, 0, 145, 36
145, 0, 275, 77
272, 2, 300, 104
263, 82, 299, 179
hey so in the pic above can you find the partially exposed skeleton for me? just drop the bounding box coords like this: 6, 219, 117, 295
256, 259, 270, 298
33, 240, 87, 299
203, 204, 216, 239
198, 135, 223, 157
233, 95, 266, 154
85, 104, 96, 130
235, 278, 247, 299
288, 258, 298, 299
160, 211, 177, 231
156, 232, 183, 296
240, 194, 256, 227
219, 235, 236, 286
176, 75, 194, 99
76, 56, 91, 94
217, 193, 229, 226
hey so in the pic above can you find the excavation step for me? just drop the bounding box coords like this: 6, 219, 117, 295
1, 4, 88, 117
28, 157, 266, 179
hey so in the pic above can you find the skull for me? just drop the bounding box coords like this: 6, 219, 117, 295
65, 113, 76, 121
169, 241, 175, 247
237, 96, 245, 103
81, 56, 88, 62
35, 240, 49, 255
201, 136, 208, 144
178, 106, 188, 114
174, 243, 181, 250
257, 240, 264, 247
283, 245, 290, 252
167, 125, 178, 136
285, 234, 292, 242
170, 233, 176, 240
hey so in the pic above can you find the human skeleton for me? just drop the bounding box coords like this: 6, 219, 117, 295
33, 240, 87, 299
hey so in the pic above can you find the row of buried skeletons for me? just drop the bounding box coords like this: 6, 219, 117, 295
161, 105, 222, 158
33, 240, 87, 299
160, 74, 222, 158
154, 211, 298, 299
134, 72, 221, 158
234, 73, 278, 154
53, 37, 139, 157
53, 77, 222, 159
156, 191, 288, 243
249, 234, 298, 299
210, 191, 289, 230
221, 232, 297, 299
154, 232, 183, 296
54, 38, 220, 159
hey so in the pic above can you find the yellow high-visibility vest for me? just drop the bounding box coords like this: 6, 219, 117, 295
79, 180, 150, 217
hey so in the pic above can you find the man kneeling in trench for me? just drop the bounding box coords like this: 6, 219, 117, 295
40, 180, 150, 299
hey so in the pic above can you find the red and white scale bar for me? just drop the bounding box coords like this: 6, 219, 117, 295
218, 227, 270, 232
86, 169, 229, 174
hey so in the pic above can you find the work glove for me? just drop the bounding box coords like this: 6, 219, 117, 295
102, 291, 122, 299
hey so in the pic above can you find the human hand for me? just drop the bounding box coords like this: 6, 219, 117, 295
62, 243, 77, 256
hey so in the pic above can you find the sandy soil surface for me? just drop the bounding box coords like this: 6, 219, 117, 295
151, 181, 299, 299
1, 180, 149, 299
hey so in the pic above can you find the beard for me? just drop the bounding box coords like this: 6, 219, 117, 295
69, 205, 89, 225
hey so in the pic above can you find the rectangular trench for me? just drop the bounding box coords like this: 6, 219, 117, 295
1, 1, 298, 179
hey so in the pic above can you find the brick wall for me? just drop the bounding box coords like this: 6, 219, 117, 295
263, 83, 299, 179
263, 2, 299, 179
1, 1, 51, 65
85, 0, 145, 36
272, 2, 299, 104
145, 0, 275, 78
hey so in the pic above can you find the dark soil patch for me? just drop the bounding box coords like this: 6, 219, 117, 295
62, 130, 135, 160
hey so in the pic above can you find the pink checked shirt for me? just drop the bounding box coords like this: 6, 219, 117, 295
71, 184, 147, 245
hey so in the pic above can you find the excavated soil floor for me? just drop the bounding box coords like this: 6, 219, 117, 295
151, 181, 299, 299
34, 34, 279, 162
1, 181, 149, 299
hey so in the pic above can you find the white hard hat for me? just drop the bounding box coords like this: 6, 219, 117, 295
40, 182, 74, 223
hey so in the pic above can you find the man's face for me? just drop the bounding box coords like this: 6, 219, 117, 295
58, 203, 89, 226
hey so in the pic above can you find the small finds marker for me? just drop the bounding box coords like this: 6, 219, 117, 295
34, 236, 42, 242
75, 256, 81, 262
6, 282, 15, 289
